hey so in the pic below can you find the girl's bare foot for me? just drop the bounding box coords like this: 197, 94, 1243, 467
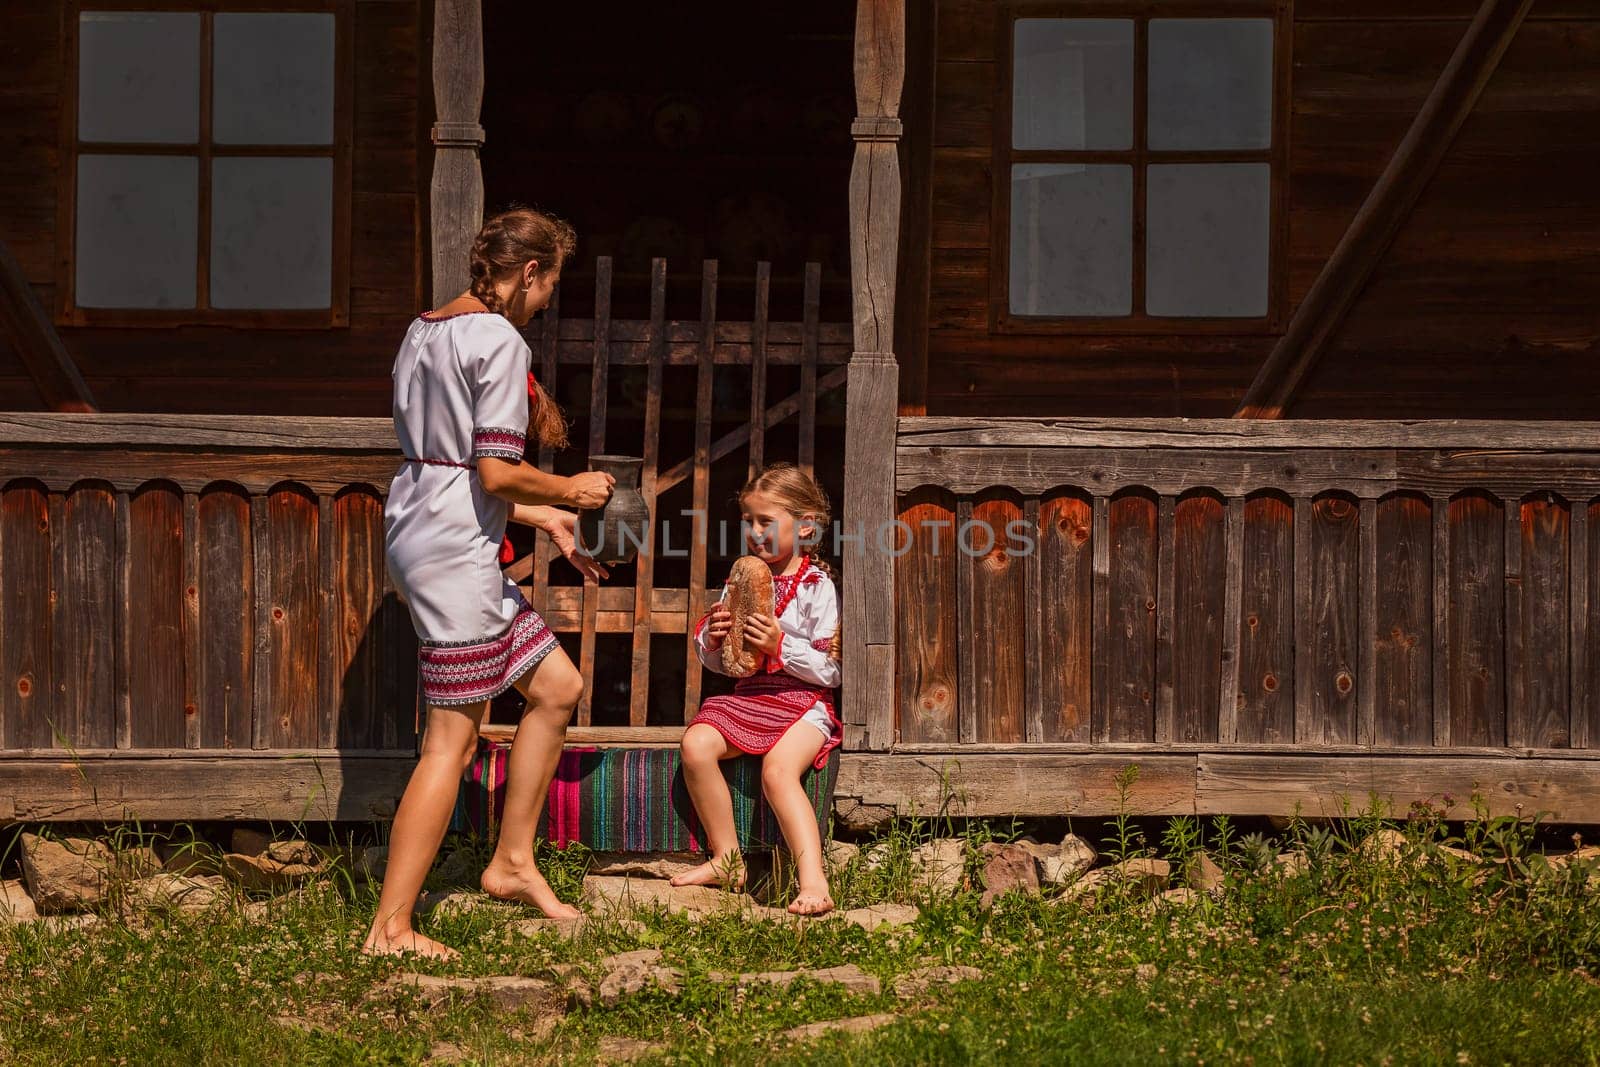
362, 927, 460, 960
788, 892, 835, 917
669, 856, 746, 891
480, 858, 582, 919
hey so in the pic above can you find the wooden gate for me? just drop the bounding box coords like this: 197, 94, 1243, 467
497, 256, 852, 740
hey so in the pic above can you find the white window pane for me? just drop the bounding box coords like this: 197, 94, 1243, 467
76, 154, 198, 308
78, 12, 200, 143
1147, 163, 1270, 317
1013, 19, 1133, 150
211, 157, 332, 309
213, 13, 336, 145
1149, 19, 1273, 150
1010, 164, 1132, 317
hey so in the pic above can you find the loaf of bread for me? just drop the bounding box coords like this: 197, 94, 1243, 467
720, 555, 775, 677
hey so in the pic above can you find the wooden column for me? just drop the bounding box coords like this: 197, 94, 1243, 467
843, 0, 905, 751
429, 0, 485, 305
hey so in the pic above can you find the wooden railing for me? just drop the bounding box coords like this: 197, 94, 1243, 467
0, 415, 414, 754
894, 418, 1600, 753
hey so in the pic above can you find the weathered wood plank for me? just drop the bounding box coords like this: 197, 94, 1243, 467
127, 486, 183, 749
577, 260, 613, 728
748, 261, 771, 478
1518, 496, 1571, 748
50, 487, 117, 749
1374, 493, 1433, 746
114, 491, 131, 749
1450, 493, 1506, 747
429, 0, 486, 303
799, 263, 822, 477
1574, 502, 1591, 749
895, 488, 959, 744
955, 497, 977, 745
970, 493, 1025, 743
265, 488, 321, 748
1038, 490, 1093, 743
0, 237, 96, 411
1308, 495, 1361, 744
1238, 494, 1294, 744
200, 488, 254, 750
1154, 495, 1177, 742
1218, 497, 1245, 743
628, 260, 667, 728
333, 491, 384, 749
1358, 497, 1378, 745
182, 494, 201, 750
683, 261, 718, 721
317, 495, 338, 749
1172, 493, 1226, 743
1432, 495, 1452, 746
1293, 497, 1314, 744
0, 450, 399, 496
1023, 496, 1043, 743
844, 354, 900, 743
1091, 495, 1110, 744
1105, 492, 1158, 743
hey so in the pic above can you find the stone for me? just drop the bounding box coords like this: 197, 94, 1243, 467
1056, 867, 1114, 905
20, 834, 114, 913
824, 839, 860, 872
354, 845, 389, 883
230, 828, 271, 857
733, 964, 881, 996
587, 852, 701, 881
835, 903, 920, 932
435, 849, 480, 887
0, 879, 39, 923
1273, 852, 1309, 877
595, 1036, 666, 1063
912, 839, 966, 893
425, 1042, 470, 1063
1545, 845, 1600, 870
37, 913, 104, 933
266, 840, 318, 867
1041, 835, 1097, 886
511, 915, 589, 941
221, 853, 305, 892
583, 875, 746, 918
862, 841, 896, 871
1360, 829, 1409, 866
161, 841, 224, 877
595, 949, 683, 1007
114, 846, 164, 880
372, 973, 567, 1014
782, 1014, 898, 1042
417, 890, 516, 920
1111, 858, 1171, 898
979, 843, 1040, 907
1154, 888, 1197, 907
126, 873, 226, 914
1187, 854, 1225, 894
892, 964, 984, 1000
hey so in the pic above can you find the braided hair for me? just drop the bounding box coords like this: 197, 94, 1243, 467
468, 207, 577, 450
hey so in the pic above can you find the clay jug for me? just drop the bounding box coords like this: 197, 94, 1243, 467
577, 455, 649, 565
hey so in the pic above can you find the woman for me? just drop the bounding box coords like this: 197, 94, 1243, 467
365, 207, 612, 959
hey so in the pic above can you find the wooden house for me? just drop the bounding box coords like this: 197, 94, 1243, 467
3, 0, 1600, 828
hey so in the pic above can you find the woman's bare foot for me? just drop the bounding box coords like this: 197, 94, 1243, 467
788, 891, 835, 917
480, 857, 582, 919
669, 855, 746, 891
362, 927, 460, 960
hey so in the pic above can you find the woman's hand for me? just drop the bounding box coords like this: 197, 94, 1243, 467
744, 614, 783, 658
540, 508, 610, 583
703, 604, 733, 651
564, 471, 615, 510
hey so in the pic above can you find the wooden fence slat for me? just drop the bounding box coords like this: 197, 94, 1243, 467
529, 284, 561, 614
127, 486, 184, 749
895, 487, 958, 744
1154, 495, 1176, 742
1218, 497, 1244, 744
251, 494, 272, 750
1432, 495, 1451, 747
1238, 494, 1294, 744
629, 259, 668, 727
114, 491, 131, 749
1173, 493, 1226, 744
748, 262, 770, 479
1, 485, 52, 749
1505, 499, 1526, 747
1359, 497, 1378, 746
1038, 491, 1093, 743
1374, 494, 1432, 747
1091, 494, 1110, 744
59, 486, 116, 750
1309, 495, 1360, 745
683, 261, 718, 721
266, 488, 321, 748
1106, 492, 1158, 743
184, 493, 201, 750
971, 494, 1025, 743
1293, 496, 1313, 744
1024, 496, 1042, 744
200, 489, 254, 750
956, 496, 976, 745
1572, 501, 1589, 749
1519, 496, 1570, 748
317, 494, 337, 748
1450, 493, 1505, 747
577, 260, 612, 727
799, 262, 821, 479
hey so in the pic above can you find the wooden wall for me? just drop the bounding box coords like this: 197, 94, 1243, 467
0, 2, 424, 415
919, 0, 1600, 418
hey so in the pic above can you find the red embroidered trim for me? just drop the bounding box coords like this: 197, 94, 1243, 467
419, 309, 496, 322
811, 637, 834, 651
402, 457, 472, 468
418, 605, 558, 705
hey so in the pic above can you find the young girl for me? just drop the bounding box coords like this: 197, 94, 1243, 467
367, 207, 615, 959
671, 463, 842, 916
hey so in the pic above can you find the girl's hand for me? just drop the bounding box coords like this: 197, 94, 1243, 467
542, 508, 610, 583
744, 614, 783, 658
703, 605, 733, 651
564, 471, 615, 510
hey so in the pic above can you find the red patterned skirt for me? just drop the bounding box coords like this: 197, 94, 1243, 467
691, 673, 841, 770
417, 603, 559, 707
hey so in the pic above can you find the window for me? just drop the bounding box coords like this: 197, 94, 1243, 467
994, 6, 1286, 332
60, 3, 350, 326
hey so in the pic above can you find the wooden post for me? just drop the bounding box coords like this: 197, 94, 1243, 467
843, 0, 905, 751
429, 0, 485, 305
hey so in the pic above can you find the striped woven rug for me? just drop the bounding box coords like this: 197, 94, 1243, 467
451, 741, 839, 852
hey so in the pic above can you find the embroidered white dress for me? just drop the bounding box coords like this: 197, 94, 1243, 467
384, 310, 559, 706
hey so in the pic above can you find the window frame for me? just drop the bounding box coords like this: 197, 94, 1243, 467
989, 0, 1291, 336
56, 0, 354, 328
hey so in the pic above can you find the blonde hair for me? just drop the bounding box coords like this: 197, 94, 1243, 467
468, 206, 577, 450
739, 463, 840, 660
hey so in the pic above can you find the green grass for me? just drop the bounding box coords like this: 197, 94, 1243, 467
4, 798, 1600, 1065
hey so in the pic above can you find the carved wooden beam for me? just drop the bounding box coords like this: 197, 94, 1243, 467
429, 0, 486, 305
843, 0, 905, 751
1234, 0, 1533, 420
0, 239, 95, 411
